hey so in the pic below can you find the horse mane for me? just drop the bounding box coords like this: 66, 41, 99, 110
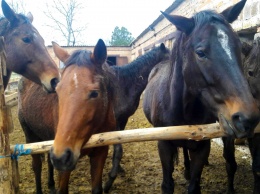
0, 13, 31, 36
243, 42, 260, 76
111, 46, 164, 78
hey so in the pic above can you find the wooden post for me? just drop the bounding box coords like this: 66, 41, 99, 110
0, 36, 15, 194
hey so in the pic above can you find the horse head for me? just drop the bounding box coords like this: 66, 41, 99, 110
162, 0, 259, 138
1, 0, 59, 92
50, 39, 116, 171
242, 37, 260, 107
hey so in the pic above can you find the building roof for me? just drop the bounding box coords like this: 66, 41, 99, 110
130, 0, 183, 46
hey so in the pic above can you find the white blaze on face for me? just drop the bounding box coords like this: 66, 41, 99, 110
217, 29, 232, 60
33, 32, 38, 39
73, 73, 78, 88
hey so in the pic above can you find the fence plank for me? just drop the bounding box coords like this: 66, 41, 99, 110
0, 36, 15, 194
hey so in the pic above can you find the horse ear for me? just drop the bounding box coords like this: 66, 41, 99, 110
91, 39, 107, 66
221, 0, 246, 23
161, 11, 194, 34
1, 0, 18, 24
52, 41, 70, 63
241, 41, 252, 57
27, 12, 33, 23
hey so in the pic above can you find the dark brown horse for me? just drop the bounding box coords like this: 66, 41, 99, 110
103, 43, 170, 192
143, 1, 260, 193
221, 36, 260, 194
1, 0, 59, 92
18, 39, 116, 194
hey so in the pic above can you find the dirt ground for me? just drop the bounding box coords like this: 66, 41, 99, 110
9, 100, 254, 194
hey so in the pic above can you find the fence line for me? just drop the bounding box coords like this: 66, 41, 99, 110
9, 123, 260, 156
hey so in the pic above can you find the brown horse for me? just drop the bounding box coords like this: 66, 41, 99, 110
1, 0, 59, 92
221, 36, 260, 194
18, 39, 116, 194
143, 0, 259, 193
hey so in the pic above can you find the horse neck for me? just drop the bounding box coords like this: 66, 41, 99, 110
113, 48, 164, 91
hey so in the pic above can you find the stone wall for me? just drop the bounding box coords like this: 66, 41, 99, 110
131, 0, 260, 60
46, 0, 260, 65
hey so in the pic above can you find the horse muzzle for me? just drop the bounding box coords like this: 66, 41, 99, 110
50, 147, 78, 171
219, 113, 259, 138
42, 77, 60, 93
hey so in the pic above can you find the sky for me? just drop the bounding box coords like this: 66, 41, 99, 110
2, 0, 173, 46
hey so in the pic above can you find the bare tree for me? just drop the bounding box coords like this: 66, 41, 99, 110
43, 0, 87, 46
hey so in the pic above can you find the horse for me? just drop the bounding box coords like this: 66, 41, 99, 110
18, 39, 116, 194
221, 36, 260, 194
1, 0, 59, 92
103, 43, 170, 192
142, 0, 260, 193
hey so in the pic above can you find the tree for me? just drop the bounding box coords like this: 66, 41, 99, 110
109, 26, 134, 46
43, 0, 87, 46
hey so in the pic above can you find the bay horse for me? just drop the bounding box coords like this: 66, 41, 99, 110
18, 39, 116, 194
103, 43, 170, 192
143, 0, 260, 193
221, 36, 260, 194
1, 0, 59, 92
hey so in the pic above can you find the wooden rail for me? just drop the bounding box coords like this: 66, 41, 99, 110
5, 92, 18, 104
9, 122, 260, 156
0, 36, 16, 194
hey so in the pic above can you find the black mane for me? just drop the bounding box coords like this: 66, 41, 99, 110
110, 46, 165, 78
192, 10, 227, 33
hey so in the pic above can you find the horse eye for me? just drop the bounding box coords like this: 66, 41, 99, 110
89, 91, 99, 99
248, 71, 254, 77
195, 50, 206, 58
22, 37, 31, 43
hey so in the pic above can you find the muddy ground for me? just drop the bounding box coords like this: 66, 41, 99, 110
9, 100, 254, 194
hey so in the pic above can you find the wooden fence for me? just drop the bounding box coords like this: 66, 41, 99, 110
0, 36, 17, 194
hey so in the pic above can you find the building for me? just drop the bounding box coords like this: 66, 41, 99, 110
47, 0, 260, 68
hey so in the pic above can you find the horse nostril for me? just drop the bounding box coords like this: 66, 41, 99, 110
50, 147, 74, 171
232, 113, 244, 132
63, 149, 72, 164
232, 112, 259, 136
50, 78, 59, 90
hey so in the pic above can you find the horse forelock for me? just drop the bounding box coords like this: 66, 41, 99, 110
64, 50, 92, 68
62, 49, 114, 98
192, 10, 227, 33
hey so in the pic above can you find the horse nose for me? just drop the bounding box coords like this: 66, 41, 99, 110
50, 77, 60, 91
232, 112, 260, 138
50, 147, 75, 171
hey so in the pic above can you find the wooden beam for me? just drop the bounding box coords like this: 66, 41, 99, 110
0, 36, 15, 194
10, 123, 225, 155
9, 122, 260, 156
